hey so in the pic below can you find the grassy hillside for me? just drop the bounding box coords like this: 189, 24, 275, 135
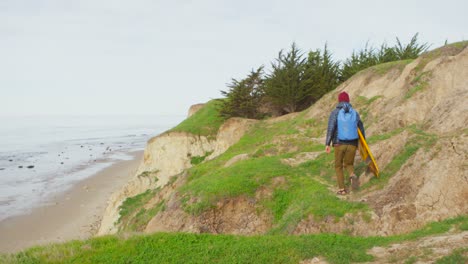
2, 216, 466, 264
179, 111, 369, 232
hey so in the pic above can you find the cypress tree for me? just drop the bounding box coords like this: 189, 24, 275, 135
264, 43, 309, 114
219, 67, 265, 119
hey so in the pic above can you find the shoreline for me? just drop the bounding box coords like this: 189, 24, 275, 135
0, 151, 143, 253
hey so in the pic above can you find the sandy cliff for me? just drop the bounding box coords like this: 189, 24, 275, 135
97, 132, 215, 234
98, 116, 255, 234
301, 43, 468, 235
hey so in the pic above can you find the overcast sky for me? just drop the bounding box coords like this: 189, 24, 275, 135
1, 0, 466, 116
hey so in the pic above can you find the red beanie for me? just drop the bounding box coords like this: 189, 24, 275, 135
338, 92, 350, 102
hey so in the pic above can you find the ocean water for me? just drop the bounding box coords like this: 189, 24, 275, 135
0, 115, 184, 221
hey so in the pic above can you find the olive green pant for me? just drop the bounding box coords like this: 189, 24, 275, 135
334, 144, 357, 189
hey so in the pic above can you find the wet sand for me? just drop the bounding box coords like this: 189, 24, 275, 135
0, 151, 142, 253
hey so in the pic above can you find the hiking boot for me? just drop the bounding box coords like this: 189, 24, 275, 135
350, 175, 359, 191
336, 189, 348, 195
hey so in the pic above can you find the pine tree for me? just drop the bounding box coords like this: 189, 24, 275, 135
393, 33, 429, 60
341, 33, 428, 81
304, 44, 341, 103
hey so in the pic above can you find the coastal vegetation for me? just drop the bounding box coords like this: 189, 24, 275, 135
219, 66, 265, 119
179, 112, 368, 226
219, 33, 429, 119
170, 100, 224, 138
2, 216, 466, 263
263, 43, 341, 114
189, 151, 214, 165
117, 188, 162, 232
341, 33, 429, 80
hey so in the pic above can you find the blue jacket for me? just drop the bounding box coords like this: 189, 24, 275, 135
325, 102, 365, 147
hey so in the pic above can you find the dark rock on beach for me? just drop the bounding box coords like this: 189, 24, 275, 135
27, 165, 34, 169
18, 166, 23, 168
0, 168, 5, 170
9, 159, 13, 162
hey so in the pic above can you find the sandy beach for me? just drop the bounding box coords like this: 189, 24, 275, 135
0, 151, 142, 253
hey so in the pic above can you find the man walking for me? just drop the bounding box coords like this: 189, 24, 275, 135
325, 91, 365, 195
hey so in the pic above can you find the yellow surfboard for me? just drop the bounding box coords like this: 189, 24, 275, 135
357, 128, 379, 178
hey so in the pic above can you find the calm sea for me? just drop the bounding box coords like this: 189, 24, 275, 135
0, 115, 183, 221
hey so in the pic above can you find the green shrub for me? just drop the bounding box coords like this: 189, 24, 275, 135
190, 151, 213, 165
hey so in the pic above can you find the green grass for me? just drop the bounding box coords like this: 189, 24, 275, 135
181, 152, 367, 232
435, 248, 468, 264
124, 201, 166, 232
182, 157, 290, 214
404, 256, 418, 264
459, 221, 468, 231
450, 40, 468, 49
353, 95, 383, 126
183, 112, 324, 183
414, 41, 468, 73
367, 127, 405, 144
1, 233, 375, 264
2, 216, 466, 264
174, 111, 366, 230
405, 83, 427, 99
370, 59, 414, 75
118, 188, 161, 232
169, 100, 224, 138
405, 71, 431, 100
411, 71, 430, 84
229, 112, 324, 157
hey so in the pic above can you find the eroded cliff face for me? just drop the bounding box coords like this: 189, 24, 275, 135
142, 172, 273, 235
360, 46, 468, 235
98, 117, 256, 235
97, 132, 215, 235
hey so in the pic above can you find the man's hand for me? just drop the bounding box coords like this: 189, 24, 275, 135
325, 145, 331, 154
